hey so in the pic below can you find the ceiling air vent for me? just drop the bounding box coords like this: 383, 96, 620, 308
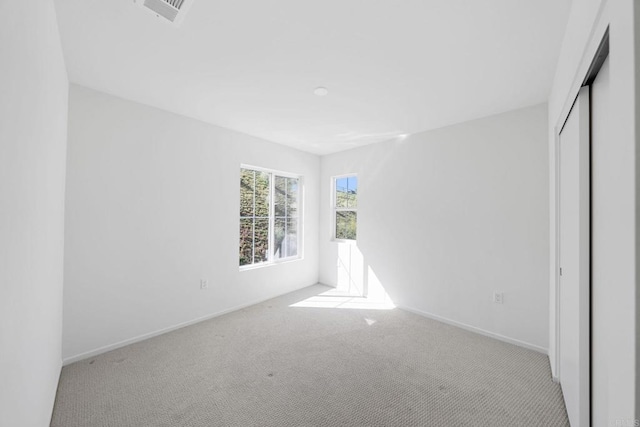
134, 0, 194, 26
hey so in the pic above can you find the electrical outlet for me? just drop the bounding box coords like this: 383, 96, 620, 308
200, 279, 209, 290
493, 291, 503, 304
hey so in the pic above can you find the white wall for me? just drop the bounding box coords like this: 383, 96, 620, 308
547, 0, 638, 423
319, 104, 550, 351
63, 85, 320, 362
0, 1, 69, 426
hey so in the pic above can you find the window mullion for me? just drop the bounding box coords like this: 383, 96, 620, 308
269, 173, 274, 263
252, 171, 256, 264
284, 178, 288, 257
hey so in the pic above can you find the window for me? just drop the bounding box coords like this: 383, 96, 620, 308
239, 166, 301, 268
333, 175, 357, 240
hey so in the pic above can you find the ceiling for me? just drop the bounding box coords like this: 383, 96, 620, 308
53, 0, 571, 155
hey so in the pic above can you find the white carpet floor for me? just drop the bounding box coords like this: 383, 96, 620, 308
51, 284, 569, 426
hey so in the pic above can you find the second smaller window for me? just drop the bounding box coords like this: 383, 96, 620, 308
333, 175, 357, 240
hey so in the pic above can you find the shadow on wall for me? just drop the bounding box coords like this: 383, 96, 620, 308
292, 243, 395, 310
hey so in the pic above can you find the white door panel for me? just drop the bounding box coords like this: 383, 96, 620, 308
591, 56, 610, 427
558, 86, 590, 427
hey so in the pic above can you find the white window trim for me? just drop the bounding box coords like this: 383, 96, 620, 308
239, 164, 304, 271
331, 173, 357, 243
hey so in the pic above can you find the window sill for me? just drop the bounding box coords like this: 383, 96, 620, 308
331, 238, 357, 244
239, 256, 303, 272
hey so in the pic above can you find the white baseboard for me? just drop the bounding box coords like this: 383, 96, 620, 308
397, 305, 548, 355
63, 282, 322, 365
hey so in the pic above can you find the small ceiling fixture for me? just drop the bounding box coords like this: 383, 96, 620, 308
314, 87, 329, 97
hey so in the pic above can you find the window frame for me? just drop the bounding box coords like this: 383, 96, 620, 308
332, 173, 358, 243
239, 164, 304, 270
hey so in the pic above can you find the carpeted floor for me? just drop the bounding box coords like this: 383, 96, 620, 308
51, 284, 569, 426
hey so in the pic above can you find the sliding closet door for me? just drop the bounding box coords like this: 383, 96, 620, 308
590, 55, 610, 426
558, 86, 590, 427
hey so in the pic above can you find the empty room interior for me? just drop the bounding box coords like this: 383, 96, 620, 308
2, 0, 640, 426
